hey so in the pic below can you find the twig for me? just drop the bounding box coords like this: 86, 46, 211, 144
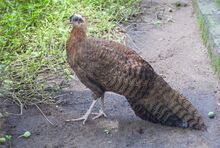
54, 93, 68, 99
9, 141, 12, 148
0, 98, 10, 105
125, 34, 141, 51
35, 104, 54, 126
5, 95, 23, 116
16, 97, 23, 115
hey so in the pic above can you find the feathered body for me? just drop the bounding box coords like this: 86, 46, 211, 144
66, 16, 206, 130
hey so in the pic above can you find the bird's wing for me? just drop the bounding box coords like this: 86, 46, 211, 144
77, 38, 156, 96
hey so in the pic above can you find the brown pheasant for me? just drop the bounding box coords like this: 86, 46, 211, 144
65, 14, 206, 130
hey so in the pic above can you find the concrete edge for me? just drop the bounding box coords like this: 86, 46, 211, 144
193, 0, 220, 74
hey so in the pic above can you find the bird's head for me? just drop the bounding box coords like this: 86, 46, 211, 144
69, 14, 87, 28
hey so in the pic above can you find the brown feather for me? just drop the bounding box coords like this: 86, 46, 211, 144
66, 16, 206, 130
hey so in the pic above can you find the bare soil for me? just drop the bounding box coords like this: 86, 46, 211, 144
1, 0, 220, 147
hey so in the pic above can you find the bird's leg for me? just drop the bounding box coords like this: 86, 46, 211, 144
66, 99, 97, 125
92, 96, 107, 120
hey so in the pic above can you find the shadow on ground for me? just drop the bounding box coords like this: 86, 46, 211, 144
1, 89, 220, 148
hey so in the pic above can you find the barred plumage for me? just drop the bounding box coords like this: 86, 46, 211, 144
66, 14, 206, 130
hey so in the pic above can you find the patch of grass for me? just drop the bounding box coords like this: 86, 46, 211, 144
193, 0, 220, 76
208, 47, 220, 75
215, 0, 220, 9
0, 0, 140, 105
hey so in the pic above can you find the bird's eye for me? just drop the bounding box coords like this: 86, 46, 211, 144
73, 17, 78, 22
78, 18, 83, 23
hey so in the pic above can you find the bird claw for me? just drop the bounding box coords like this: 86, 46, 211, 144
65, 115, 89, 125
92, 110, 107, 120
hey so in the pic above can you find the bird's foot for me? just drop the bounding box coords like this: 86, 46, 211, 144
91, 110, 107, 120
66, 113, 90, 125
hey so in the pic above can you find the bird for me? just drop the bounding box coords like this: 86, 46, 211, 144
65, 14, 206, 130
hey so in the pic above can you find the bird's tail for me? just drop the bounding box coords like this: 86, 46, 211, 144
128, 76, 206, 130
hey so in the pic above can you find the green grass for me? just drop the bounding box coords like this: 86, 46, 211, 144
193, 0, 220, 76
216, 0, 220, 8
198, 14, 220, 75
0, 0, 140, 105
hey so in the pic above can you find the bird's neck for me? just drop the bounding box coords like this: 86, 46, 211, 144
72, 26, 87, 40
66, 26, 87, 65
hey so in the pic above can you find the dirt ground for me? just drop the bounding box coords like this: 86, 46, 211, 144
1, 0, 220, 147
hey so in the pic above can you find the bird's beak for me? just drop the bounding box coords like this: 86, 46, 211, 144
65, 20, 72, 25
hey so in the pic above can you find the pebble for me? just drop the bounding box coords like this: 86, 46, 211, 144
168, 8, 173, 12
208, 112, 215, 118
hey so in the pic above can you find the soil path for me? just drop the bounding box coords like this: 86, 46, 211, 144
1, 0, 220, 147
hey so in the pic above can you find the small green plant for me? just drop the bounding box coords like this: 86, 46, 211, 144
0, 134, 12, 144
175, 1, 181, 7
4, 135, 12, 141
208, 111, 215, 118
103, 129, 111, 134
18, 131, 31, 138
0, 137, 6, 144
153, 20, 162, 27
